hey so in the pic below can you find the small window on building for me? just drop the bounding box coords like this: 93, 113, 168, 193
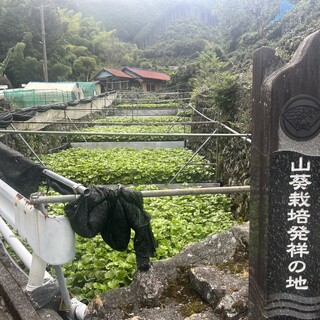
146, 83, 155, 92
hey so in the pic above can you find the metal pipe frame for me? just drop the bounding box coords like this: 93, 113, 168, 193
169, 130, 217, 184
0, 130, 251, 138
188, 104, 252, 144
10, 124, 45, 165
42, 169, 90, 196
11, 121, 214, 126
30, 185, 250, 205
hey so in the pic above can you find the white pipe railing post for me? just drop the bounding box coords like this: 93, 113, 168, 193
0, 216, 52, 281
54, 265, 74, 320
0, 178, 88, 319
26, 253, 48, 291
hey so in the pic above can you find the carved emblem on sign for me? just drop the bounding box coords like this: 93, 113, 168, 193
280, 95, 320, 141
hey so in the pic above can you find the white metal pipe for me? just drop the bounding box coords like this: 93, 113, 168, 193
0, 216, 32, 269
30, 185, 251, 205
0, 216, 87, 319
142, 186, 251, 197
71, 298, 87, 320
54, 265, 74, 320
30, 194, 79, 204
10, 124, 45, 166
11, 121, 211, 126
0, 181, 85, 318
169, 130, 217, 184
26, 253, 47, 291
42, 169, 90, 196
0, 216, 52, 280
0, 129, 251, 138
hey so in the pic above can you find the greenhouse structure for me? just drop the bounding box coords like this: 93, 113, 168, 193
2, 82, 98, 108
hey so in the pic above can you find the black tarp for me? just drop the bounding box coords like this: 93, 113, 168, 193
11, 107, 37, 121
37, 105, 52, 113
67, 100, 80, 107
0, 111, 13, 128
0, 142, 45, 197
50, 103, 68, 110
79, 97, 93, 104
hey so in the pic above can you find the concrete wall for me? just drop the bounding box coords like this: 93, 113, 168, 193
71, 141, 185, 150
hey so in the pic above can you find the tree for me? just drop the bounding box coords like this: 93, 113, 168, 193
6, 43, 27, 87
6, 42, 42, 86
0, 47, 13, 88
211, 0, 278, 51
92, 31, 141, 68
191, 47, 239, 121
0, 48, 13, 76
50, 63, 72, 82
73, 56, 97, 81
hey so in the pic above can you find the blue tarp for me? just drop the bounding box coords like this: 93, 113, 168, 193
270, 0, 295, 24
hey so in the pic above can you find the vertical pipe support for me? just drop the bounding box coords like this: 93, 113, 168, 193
54, 265, 74, 320
26, 253, 47, 292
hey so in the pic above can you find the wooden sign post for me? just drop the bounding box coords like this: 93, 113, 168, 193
249, 30, 320, 319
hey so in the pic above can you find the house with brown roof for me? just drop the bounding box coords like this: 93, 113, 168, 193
121, 67, 170, 92
93, 68, 134, 92
93, 67, 171, 92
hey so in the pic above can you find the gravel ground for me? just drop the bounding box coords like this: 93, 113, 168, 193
0, 295, 14, 319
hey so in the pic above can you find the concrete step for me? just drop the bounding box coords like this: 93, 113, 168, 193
71, 140, 186, 150
110, 107, 186, 117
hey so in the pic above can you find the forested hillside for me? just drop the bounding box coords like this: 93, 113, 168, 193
0, 0, 314, 89
1, 0, 319, 126
0, 0, 145, 87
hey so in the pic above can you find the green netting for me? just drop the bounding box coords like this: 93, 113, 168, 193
3, 89, 74, 108
78, 82, 96, 97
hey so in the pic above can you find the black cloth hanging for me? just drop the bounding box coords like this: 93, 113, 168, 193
64, 186, 157, 271
0, 142, 45, 198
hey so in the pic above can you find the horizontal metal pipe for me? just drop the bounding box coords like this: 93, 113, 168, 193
117, 91, 192, 96
30, 194, 81, 204
0, 130, 251, 138
101, 106, 189, 111
42, 169, 90, 196
30, 186, 250, 204
11, 121, 214, 126
216, 121, 252, 144
142, 186, 251, 197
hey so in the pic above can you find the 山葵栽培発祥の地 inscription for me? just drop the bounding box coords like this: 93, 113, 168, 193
267, 151, 320, 307
286, 156, 311, 290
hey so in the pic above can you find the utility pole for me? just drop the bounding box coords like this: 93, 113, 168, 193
39, 4, 48, 82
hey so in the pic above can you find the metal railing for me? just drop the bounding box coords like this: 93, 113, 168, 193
0, 177, 88, 320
